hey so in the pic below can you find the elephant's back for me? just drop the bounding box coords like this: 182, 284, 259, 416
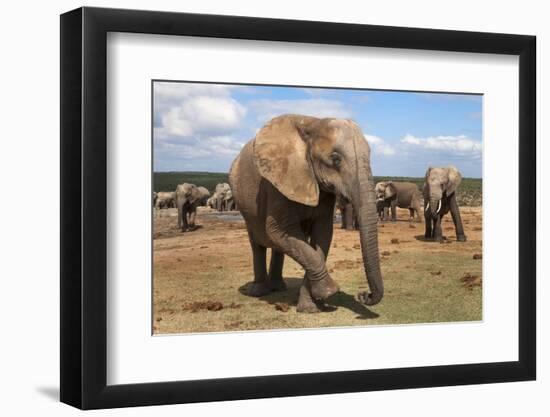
394, 181, 420, 206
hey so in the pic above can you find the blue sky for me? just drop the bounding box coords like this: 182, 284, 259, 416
153, 82, 482, 177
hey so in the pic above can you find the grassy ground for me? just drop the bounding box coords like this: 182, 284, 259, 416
154, 172, 482, 206
153, 207, 482, 334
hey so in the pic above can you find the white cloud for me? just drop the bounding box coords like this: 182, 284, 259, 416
153, 82, 249, 168
251, 98, 352, 122
160, 96, 246, 137
401, 134, 482, 156
364, 134, 396, 156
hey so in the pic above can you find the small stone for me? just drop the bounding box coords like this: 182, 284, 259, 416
381, 251, 391, 256
274, 302, 290, 312
391, 238, 399, 244
207, 301, 223, 311
473, 253, 482, 260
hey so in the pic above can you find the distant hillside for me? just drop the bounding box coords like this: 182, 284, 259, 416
154, 172, 229, 193
154, 172, 482, 206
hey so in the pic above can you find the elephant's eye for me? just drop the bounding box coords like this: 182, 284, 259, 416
330, 152, 342, 168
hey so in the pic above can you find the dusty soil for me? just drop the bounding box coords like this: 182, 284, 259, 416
153, 206, 482, 334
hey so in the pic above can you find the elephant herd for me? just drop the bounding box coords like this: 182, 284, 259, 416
228, 114, 469, 313
153, 182, 237, 232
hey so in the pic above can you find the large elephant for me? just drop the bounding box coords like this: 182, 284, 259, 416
155, 191, 175, 209
374, 181, 423, 222
175, 183, 210, 232
229, 114, 383, 313
423, 166, 467, 242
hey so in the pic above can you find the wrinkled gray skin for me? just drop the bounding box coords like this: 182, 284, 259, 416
423, 166, 467, 242
176, 183, 210, 232
155, 191, 175, 209
375, 181, 422, 222
229, 114, 383, 313
153, 191, 158, 208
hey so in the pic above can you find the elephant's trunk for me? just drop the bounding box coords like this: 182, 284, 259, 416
352, 170, 384, 306
429, 197, 441, 218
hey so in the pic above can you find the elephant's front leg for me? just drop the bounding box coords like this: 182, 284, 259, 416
449, 193, 467, 241
188, 207, 197, 230
267, 211, 338, 303
432, 214, 443, 242
390, 200, 397, 222
247, 235, 271, 297
178, 205, 188, 232
297, 203, 336, 312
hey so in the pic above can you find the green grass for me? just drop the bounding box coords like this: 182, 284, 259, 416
154, 172, 482, 206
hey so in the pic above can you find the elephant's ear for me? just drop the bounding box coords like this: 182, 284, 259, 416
446, 165, 462, 196
253, 115, 319, 206
385, 182, 397, 199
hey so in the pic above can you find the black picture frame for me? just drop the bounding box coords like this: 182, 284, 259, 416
60, 6, 536, 410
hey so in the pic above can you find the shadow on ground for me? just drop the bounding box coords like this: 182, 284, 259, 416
239, 277, 379, 320
35, 386, 59, 401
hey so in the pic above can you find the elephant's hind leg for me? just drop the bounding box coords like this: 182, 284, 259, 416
268, 250, 286, 292
247, 238, 271, 297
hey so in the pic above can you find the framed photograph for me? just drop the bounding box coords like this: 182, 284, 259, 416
60, 6, 536, 409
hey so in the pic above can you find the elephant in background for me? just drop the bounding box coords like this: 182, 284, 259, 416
206, 195, 216, 209
423, 166, 467, 242
223, 189, 237, 211
196, 186, 211, 207
374, 181, 422, 222
175, 183, 210, 232
229, 114, 383, 313
155, 191, 175, 209
212, 183, 231, 211
336, 195, 357, 230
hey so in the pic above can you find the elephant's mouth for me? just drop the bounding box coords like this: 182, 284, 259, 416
425, 200, 443, 216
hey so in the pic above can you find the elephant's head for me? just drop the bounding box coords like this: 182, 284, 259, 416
375, 181, 396, 202
254, 114, 383, 305
424, 166, 462, 218
176, 183, 201, 207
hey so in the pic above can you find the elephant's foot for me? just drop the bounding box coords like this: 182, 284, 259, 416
269, 279, 287, 292
309, 274, 339, 301
247, 281, 272, 297
456, 234, 467, 242
297, 286, 324, 313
